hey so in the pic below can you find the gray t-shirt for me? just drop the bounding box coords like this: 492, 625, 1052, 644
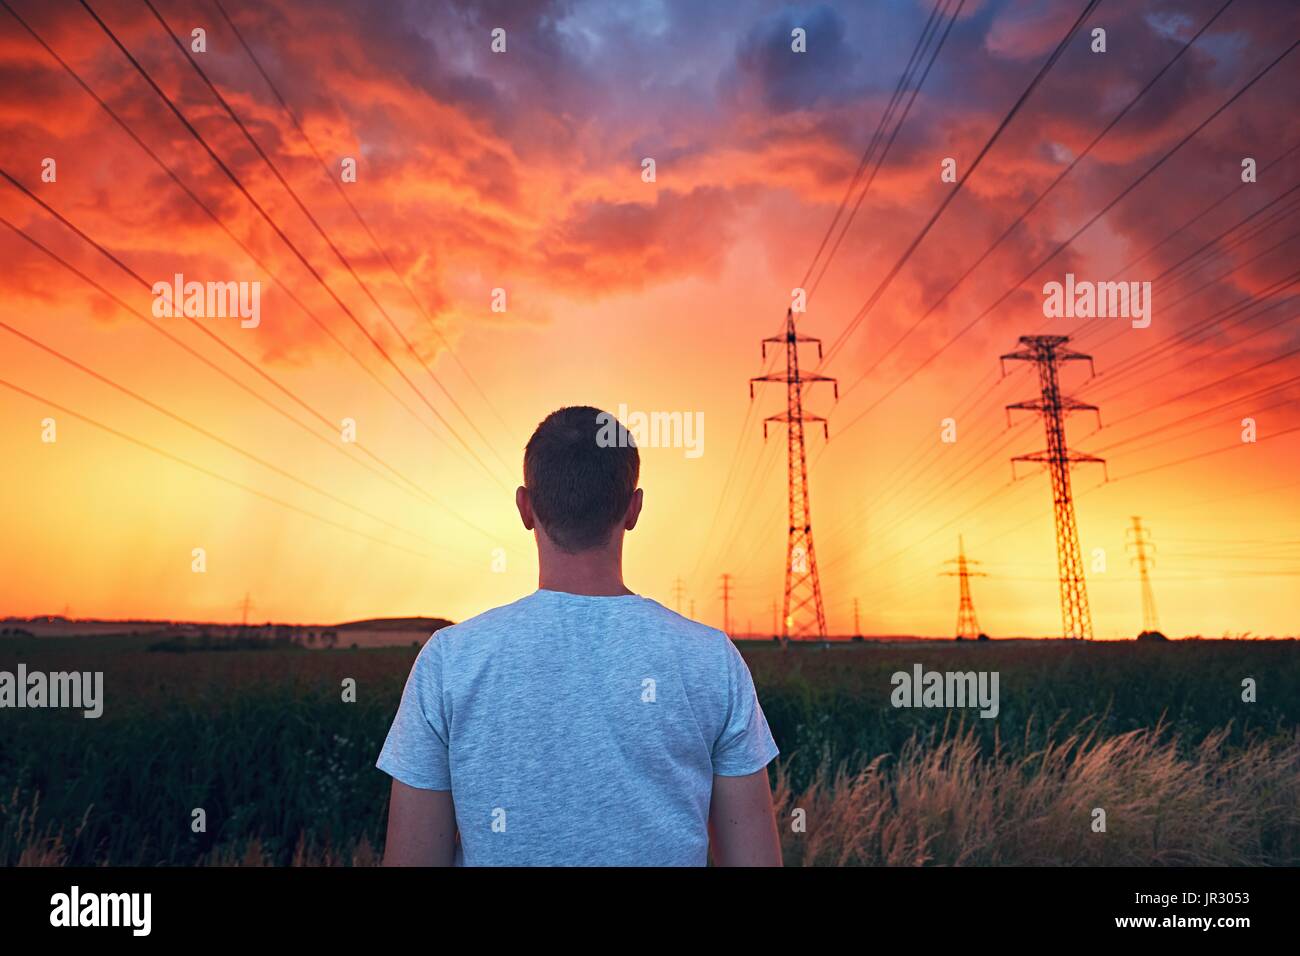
376, 588, 779, 866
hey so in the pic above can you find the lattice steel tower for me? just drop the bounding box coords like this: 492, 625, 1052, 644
718, 573, 733, 635
1126, 516, 1160, 634
942, 535, 985, 639
750, 309, 837, 639
1001, 335, 1106, 640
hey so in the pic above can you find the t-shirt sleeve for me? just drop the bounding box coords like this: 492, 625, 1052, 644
711, 636, 780, 776
376, 634, 452, 790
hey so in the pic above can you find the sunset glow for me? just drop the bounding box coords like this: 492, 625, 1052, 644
1, 0, 1297, 637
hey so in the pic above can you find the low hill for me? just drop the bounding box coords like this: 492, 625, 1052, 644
333, 616, 454, 632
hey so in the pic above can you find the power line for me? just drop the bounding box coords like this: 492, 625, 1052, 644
816, 234, 1294, 561
832, 270, 1300, 582
689, 0, 966, 590
935, 427, 1300, 588
142, 0, 515, 482
0, 0, 450, 445
931, 158, 1300, 475
805, 0, 965, 299
799, 0, 946, 292
1076, 258, 1300, 384
209, 0, 518, 449
823, 37, 1298, 444
811, 368, 1025, 559
1090, 376, 1300, 455
0, 377, 448, 563
818, 0, 1104, 369
1086, 343, 1300, 434
76, 0, 508, 490
1145, 189, 1300, 288
0, 318, 460, 551
1103, 423, 1300, 484
1114, 141, 1300, 278
0, 210, 509, 548
815, 257, 1296, 584
1085, 265, 1300, 386
1084, 296, 1299, 410
819, 280, 1300, 620
832, 0, 1238, 404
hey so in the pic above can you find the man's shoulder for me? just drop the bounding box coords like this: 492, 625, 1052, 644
625, 598, 744, 676
428, 591, 733, 651
428, 592, 542, 647
634, 596, 731, 645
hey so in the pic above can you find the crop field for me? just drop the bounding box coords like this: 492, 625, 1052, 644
1, 634, 1297, 866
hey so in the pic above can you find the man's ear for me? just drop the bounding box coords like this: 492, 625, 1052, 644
515, 486, 535, 531
624, 488, 644, 531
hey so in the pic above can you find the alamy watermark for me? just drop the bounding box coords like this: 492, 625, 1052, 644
50, 886, 150, 936
890, 664, 999, 718
1043, 273, 1151, 329
596, 404, 704, 459
0, 664, 103, 718
151, 273, 261, 328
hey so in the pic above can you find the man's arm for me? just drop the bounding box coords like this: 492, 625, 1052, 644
708, 768, 783, 866
382, 779, 457, 866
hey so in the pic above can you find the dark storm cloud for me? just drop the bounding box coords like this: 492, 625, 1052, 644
725, 5, 861, 113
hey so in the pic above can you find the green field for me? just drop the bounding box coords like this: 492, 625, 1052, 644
1, 635, 1296, 865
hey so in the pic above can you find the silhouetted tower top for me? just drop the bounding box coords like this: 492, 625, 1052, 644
750, 308, 837, 640
718, 573, 733, 636
1126, 516, 1161, 635
1001, 335, 1106, 640
671, 577, 686, 615
942, 535, 986, 640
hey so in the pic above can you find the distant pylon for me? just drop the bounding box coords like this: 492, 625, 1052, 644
1001, 335, 1107, 640
689, 598, 695, 620
942, 536, 986, 639
853, 597, 861, 638
1126, 516, 1160, 634
750, 308, 838, 640
718, 573, 733, 635
671, 576, 686, 614
236, 592, 256, 627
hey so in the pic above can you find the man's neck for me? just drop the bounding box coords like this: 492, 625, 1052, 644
536, 540, 633, 597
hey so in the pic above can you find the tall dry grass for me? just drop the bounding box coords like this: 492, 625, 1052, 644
15, 719, 1296, 867
5, 638, 1298, 866
771, 720, 1300, 866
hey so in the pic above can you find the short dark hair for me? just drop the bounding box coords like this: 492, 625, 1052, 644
523, 406, 640, 552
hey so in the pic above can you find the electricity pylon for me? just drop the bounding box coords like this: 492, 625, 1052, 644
1001, 335, 1106, 640
750, 308, 837, 640
671, 577, 686, 614
941, 535, 986, 639
718, 573, 733, 635
236, 592, 256, 627
1125, 516, 1161, 634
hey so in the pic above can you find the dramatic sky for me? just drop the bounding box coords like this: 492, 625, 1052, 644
0, 0, 1297, 637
